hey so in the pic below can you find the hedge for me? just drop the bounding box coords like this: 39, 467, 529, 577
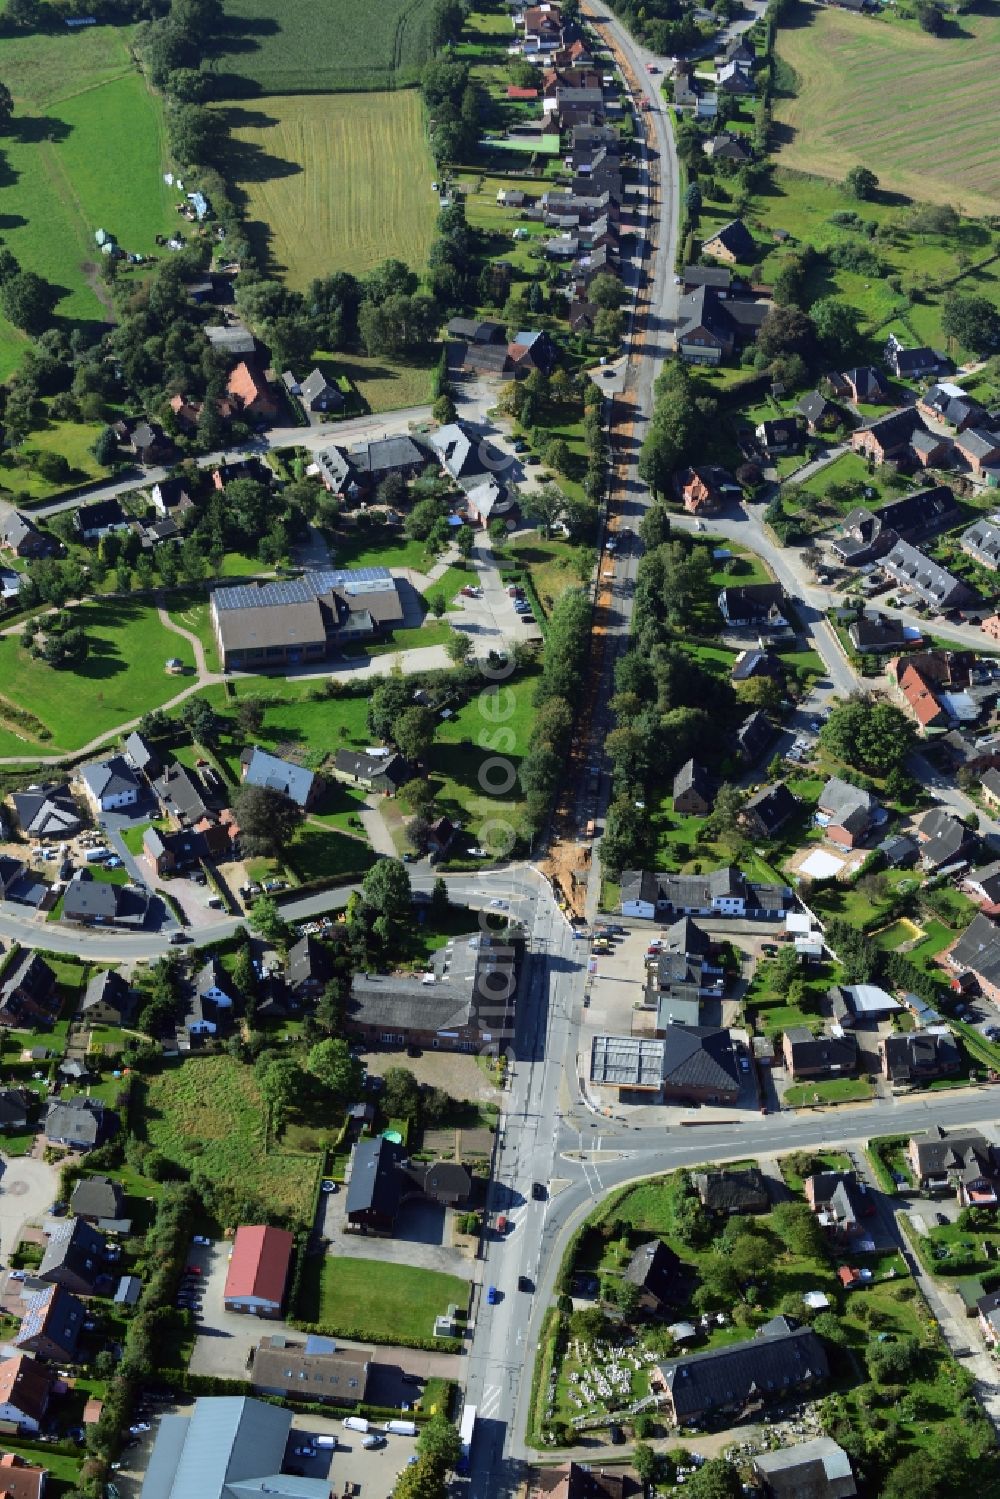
161, 1368, 445, 1422
289, 1318, 462, 1355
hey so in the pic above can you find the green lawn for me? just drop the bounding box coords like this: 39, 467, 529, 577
0, 27, 180, 378
784, 1077, 875, 1107
0, 600, 196, 755
430, 668, 539, 848
287, 826, 376, 884
509, 536, 591, 617
298, 1256, 468, 1342
0, 417, 107, 502
138, 1055, 321, 1226
326, 530, 441, 573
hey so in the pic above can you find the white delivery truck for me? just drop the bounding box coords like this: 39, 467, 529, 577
458, 1404, 476, 1473
313, 1436, 337, 1449
383, 1420, 418, 1437
342, 1417, 370, 1433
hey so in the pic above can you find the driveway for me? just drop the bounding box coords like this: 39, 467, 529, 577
0, 1154, 59, 1260
321, 1189, 472, 1278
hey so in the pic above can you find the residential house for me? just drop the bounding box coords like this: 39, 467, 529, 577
878, 832, 919, 868
850, 407, 930, 465
297, 369, 345, 415
702, 218, 756, 264
908, 1124, 999, 1201
955, 427, 1000, 479
152, 762, 211, 827
882, 539, 974, 611
984, 614, 1000, 642
733, 651, 783, 686
882, 1030, 960, 1084
673, 759, 713, 815
523, 2, 564, 51
717, 59, 755, 94
0, 1452, 48, 1499
286, 935, 333, 1006
964, 860, 1000, 908
619, 865, 788, 922
674, 286, 768, 365
9, 783, 81, 840
0, 953, 58, 1029
43, 1096, 109, 1152
783, 1028, 859, 1081
916, 805, 979, 871
344, 1135, 471, 1234
0, 855, 26, 901
982, 767, 1000, 811
223, 1225, 294, 1317
979, 1290, 1000, 1348
946, 912, 1000, 1001
2, 512, 50, 559
962, 518, 1000, 571
137, 1395, 332, 1499
225, 362, 278, 422
895, 660, 949, 731
681, 265, 734, 294
69, 1176, 124, 1224
211, 457, 273, 492
736, 709, 777, 764
831, 486, 960, 566
240, 745, 320, 809
804, 1172, 874, 1234
78, 756, 141, 815
74, 499, 128, 542
347, 932, 520, 1052
718, 583, 787, 629
124, 731, 162, 780
622, 1240, 684, 1313
797, 390, 832, 432
741, 783, 797, 839
753, 1437, 856, 1499
184, 958, 238, 1038
62, 872, 150, 930
205, 321, 257, 357
676, 465, 741, 515
884, 333, 939, 382
703, 132, 750, 164
0, 1088, 32, 1132
251, 1336, 373, 1406
528, 1465, 629, 1499
651, 1317, 828, 1423
14, 1284, 85, 1362
918, 383, 984, 431
816, 776, 878, 849
848, 614, 919, 655
0, 1356, 56, 1434
756, 417, 800, 456
331, 748, 413, 796
113, 419, 172, 465
842, 366, 889, 405
38, 1217, 108, 1295
3, 511, 53, 561
693, 1168, 769, 1215
427, 421, 495, 486
508, 329, 558, 376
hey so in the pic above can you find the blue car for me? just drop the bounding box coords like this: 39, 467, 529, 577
487, 1285, 497, 1305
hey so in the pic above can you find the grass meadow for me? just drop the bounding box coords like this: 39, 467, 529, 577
774, 6, 1000, 214
206, 0, 437, 95
220, 91, 438, 286
0, 27, 180, 377
139, 1055, 321, 1225
298, 1256, 468, 1342
0, 600, 196, 755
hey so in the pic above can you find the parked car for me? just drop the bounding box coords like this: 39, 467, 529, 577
486, 1285, 498, 1305
192, 1235, 211, 1246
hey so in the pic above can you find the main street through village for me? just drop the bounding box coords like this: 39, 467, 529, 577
1, 9, 999, 1498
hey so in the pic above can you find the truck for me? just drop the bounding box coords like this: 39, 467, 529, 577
84, 847, 111, 863
458, 1405, 477, 1473
342, 1417, 370, 1433
314, 1436, 337, 1449
383, 1420, 417, 1437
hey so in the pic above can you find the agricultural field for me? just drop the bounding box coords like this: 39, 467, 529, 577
773, 6, 1000, 214
206, 0, 437, 95
220, 91, 438, 286
139, 1055, 321, 1225
0, 600, 196, 756
0, 26, 181, 378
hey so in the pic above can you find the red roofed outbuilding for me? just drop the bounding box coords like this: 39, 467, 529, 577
223, 1225, 294, 1318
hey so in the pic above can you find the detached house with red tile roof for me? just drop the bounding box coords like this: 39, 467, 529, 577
223, 1225, 294, 1317
0, 1451, 47, 1499
225, 362, 279, 422
895, 661, 949, 730
0, 1355, 57, 1433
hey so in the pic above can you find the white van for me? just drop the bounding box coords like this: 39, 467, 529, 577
342, 1417, 370, 1433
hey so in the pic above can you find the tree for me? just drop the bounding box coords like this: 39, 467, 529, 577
685, 1459, 742, 1499
589, 272, 625, 310
167, 102, 222, 166
915, 0, 944, 31
756, 304, 816, 363
181, 696, 219, 745
306, 1038, 363, 1102
236, 696, 266, 736
247, 894, 287, 942
0, 83, 14, 128
447, 629, 472, 663
256, 1054, 299, 1123
38, 624, 88, 668
811, 297, 864, 360
432, 392, 457, 424
368, 678, 414, 741
0, 270, 54, 333
632, 1444, 658, 1485
430, 876, 449, 919
845, 164, 879, 201
771, 1201, 828, 1260
866, 1335, 920, 1383
232, 783, 303, 859
819, 695, 915, 774
394, 705, 436, 763
362, 857, 412, 924
3, 0, 40, 28
521, 482, 566, 538
417, 1416, 461, 1473
382, 1066, 423, 1123
941, 292, 1000, 357
401, 777, 437, 814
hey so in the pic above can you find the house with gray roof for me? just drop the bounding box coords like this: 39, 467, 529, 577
70, 1175, 124, 1223
962, 518, 1000, 571
62, 871, 150, 929
152, 762, 211, 827
10, 782, 82, 840
1, 510, 51, 558
816, 776, 878, 849
38, 1216, 108, 1294
882, 539, 974, 611
286, 935, 332, 1005
140, 1394, 330, 1499
78, 756, 141, 815
44, 1096, 110, 1153
210, 569, 404, 671
124, 731, 162, 779
298, 368, 345, 414
240, 746, 320, 809
753, 1436, 856, 1499
0, 952, 58, 1029
917, 805, 979, 872
673, 759, 713, 815
80, 968, 133, 1025
947, 911, 1000, 1002
14, 1282, 86, 1361
331, 748, 413, 794
348, 932, 520, 1051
